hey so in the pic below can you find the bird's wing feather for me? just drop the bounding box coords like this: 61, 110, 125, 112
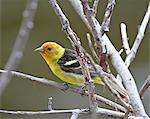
57, 49, 96, 76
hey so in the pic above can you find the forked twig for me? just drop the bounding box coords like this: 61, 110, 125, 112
139, 75, 150, 99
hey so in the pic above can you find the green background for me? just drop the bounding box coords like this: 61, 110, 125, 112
0, 0, 150, 118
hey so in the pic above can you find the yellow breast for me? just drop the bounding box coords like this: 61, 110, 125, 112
50, 63, 85, 86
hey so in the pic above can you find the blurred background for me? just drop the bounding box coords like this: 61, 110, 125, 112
0, 0, 150, 118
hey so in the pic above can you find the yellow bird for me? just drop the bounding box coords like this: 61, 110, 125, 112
35, 42, 127, 96
35, 42, 103, 86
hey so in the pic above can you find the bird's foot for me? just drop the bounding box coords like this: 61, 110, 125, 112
61, 82, 70, 91
80, 86, 86, 96
81, 86, 86, 90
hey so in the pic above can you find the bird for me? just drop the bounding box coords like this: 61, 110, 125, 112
35, 42, 127, 96
34, 41, 103, 86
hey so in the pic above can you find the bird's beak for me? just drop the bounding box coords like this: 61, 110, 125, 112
34, 47, 44, 52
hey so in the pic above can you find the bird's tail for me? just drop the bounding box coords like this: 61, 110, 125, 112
108, 80, 129, 102
94, 76, 129, 101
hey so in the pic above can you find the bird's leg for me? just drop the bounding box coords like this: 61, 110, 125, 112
79, 86, 86, 96
81, 86, 86, 90
61, 82, 70, 91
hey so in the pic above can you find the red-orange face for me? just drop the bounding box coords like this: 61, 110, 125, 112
35, 42, 65, 63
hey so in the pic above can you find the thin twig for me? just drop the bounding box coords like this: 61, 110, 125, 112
116, 2, 150, 115
101, 0, 116, 33
0, 109, 85, 115
73, 0, 149, 117
87, 33, 99, 63
76, 43, 126, 99
98, 0, 116, 58
125, 1, 150, 67
70, 110, 80, 119
69, 0, 126, 90
80, 0, 131, 110
94, 68, 130, 110
119, 49, 124, 55
139, 75, 150, 99
68, 0, 91, 30
98, 0, 115, 72
0, 0, 38, 96
48, 0, 98, 113
0, 108, 125, 118
116, 1, 150, 90
80, 42, 130, 109
93, 0, 100, 16
48, 97, 53, 111
84, 37, 129, 109
94, 94, 126, 112
0, 69, 126, 112
124, 108, 130, 119
120, 23, 130, 55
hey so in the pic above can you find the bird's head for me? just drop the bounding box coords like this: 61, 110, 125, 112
35, 42, 65, 64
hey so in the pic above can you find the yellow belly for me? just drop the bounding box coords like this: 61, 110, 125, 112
50, 63, 103, 86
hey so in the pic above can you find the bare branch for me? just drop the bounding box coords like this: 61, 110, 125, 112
0, 109, 85, 115
48, 0, 98, 113
80, 0, 131, 110
93, 0, 100, 16
94, 69, 130, 110
96, 107, 124, 118
70, 0, 149, 117
87, 36, 129, 111
120, 23, 130, 55
119, 49, 124, 55
70, 110, 80, 119
139, 75, 150, 99
125, 1, 150, 67
48, 97, 53, 111
0, 0, 38, 96
101, 0, 116, 33
0, 69, 126, 112
95, 94, 126, 112
87, 33, 99, 63
0, 108, 125, 118
68, 0, 91, 30
116, 2, 150, 107
80, 0, 114, 72
117, 1, 150, 113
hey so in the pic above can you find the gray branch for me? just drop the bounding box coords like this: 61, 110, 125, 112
0, 108, 125, 118
125, 1, 150, 67
139, 75, 150, 99
70, 110, 80, 119
120, 23, 130, 55
48, 0, 98, 113
101, 0, 116, 33
69, 0, 149, 118
0, 69, 126, 112
93, 0, 100, 16
0, 0, 38, 96
80, 0, 130, 110
117, 0, 150, 100
49, 0, 131, 114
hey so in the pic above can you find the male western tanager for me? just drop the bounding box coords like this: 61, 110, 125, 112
35, 42, 127, 96
35, 41, 103, 86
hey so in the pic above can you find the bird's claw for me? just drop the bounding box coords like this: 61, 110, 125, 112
80, 86, 86, 96
61, 82, 70, 91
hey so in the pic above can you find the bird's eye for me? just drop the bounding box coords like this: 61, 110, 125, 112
47, 48, 52, 51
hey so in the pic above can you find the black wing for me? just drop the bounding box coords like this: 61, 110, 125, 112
57, 49, 97, 77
